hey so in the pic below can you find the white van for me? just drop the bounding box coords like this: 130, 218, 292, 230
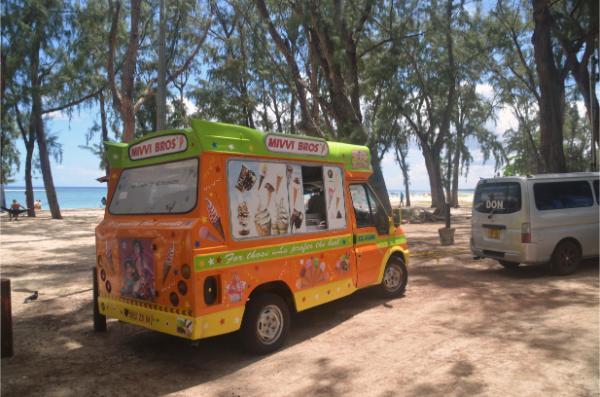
471, 172, 599, 275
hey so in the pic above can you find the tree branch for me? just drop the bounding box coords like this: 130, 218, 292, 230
107, 0, 122, 111
133, 19, 210, 112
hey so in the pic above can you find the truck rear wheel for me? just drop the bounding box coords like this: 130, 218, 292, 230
93, 267, 107, 332
240, 293, 290, 355
378, 256, 408, 298
551, 240, 581, 276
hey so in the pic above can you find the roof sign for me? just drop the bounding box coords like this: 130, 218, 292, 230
351, 150, 371, 169
265, 134, 328, 157
129, 134, 187, 160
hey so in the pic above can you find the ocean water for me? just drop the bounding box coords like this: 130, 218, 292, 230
4, 186, 108, 210
4, 186, 475, 210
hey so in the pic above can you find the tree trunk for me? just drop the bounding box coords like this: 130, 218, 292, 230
450, 145, 460, 208
30, 34, 61, 219
421, 145, 447, 212
156, 0, 166, 131
532, 0, 567, 173
450, 131, 461, 208
368, 146, 392, 214
34, 121, 62, 219
24, 140, 35, 217
290, 94, 295, 133
121, 98, 136, 142
0, 183, 5, 210
444, 146, 452, 204
99, 91, 110, 175
15, 104, 36, 217
572, 59, 599, 163
397, 148, 411, 207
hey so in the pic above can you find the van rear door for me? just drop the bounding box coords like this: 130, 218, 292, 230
471, 180, 525, 260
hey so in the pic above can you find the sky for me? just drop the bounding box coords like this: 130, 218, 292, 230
8, 93, 515, 192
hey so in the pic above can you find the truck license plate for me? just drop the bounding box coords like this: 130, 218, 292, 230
487, 228, 500, 239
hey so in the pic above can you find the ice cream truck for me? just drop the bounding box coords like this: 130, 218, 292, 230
94, 119, 409, 354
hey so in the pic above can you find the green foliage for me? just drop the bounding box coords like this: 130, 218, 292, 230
1, 0, 594, 193
0, 122, 21, 184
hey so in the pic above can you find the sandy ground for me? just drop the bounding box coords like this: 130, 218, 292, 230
0, 208, 598, 397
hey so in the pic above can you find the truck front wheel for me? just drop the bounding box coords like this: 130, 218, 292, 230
378, 256, 408, 298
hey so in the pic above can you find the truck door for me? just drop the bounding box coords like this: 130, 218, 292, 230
349, 184, 390, 288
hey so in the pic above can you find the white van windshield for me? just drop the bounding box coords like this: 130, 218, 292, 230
109, 158, 198, 215
473, 182, 521, 214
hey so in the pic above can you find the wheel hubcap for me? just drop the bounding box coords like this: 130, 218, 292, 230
383, 264, 403, 292
256, 304, 284, 345
560, 248, 576, 268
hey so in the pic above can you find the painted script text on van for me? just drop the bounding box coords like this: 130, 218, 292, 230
129, 134, 188, 160
265, 134, 328, 156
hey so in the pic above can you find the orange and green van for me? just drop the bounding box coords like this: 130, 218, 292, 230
94, 119, 409, 353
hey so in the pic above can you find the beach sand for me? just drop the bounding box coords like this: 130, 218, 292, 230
0, 208, 597, 396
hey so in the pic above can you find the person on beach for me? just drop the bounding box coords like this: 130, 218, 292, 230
101, 197, 107, 207
9, 199, 26, 221
34, 200, 42, 210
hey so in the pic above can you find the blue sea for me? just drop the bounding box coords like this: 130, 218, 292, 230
5, 186, 108, 209
4, 186, 475, 209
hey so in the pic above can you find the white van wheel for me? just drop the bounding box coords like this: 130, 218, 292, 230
551, 240, 581, 276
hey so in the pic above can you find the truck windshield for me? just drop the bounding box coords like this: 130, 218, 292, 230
109, 158, 198, 215
473, 182, 521, 214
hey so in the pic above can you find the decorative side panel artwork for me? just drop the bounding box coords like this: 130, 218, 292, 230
119, 238, 155, 301
323, 166, 346, 230
228, 160, 306, 239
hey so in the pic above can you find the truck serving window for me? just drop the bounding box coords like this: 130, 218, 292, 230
227, 159, 346, 240
109, 158, 198, 215
473, 182, 521, 214
533, 181, 594, 210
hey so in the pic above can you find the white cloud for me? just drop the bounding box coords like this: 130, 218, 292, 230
182, 97, 196, 114
575, 100, 587, 118
476, 83, 494, 99
483, 105, 519, 138
45, 110, 69, 121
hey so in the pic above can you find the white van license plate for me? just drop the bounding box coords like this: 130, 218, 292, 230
486, 228, 500, 239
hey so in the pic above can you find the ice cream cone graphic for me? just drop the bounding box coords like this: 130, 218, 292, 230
162, 241, 175, 282
275, 175, 283, 193
286, 165, 293, 185
206, 199, 225, 240
292, 177, 300, 207
258, 164, 267, 190
265, 183, 275, 206
328, 187, 335, 208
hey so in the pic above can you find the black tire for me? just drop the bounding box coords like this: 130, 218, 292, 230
240, 293, 290, 355
551, 240, 581, 276
93, 267, 107, 332
378, 256, 408, 298
498, 260, 520, 270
